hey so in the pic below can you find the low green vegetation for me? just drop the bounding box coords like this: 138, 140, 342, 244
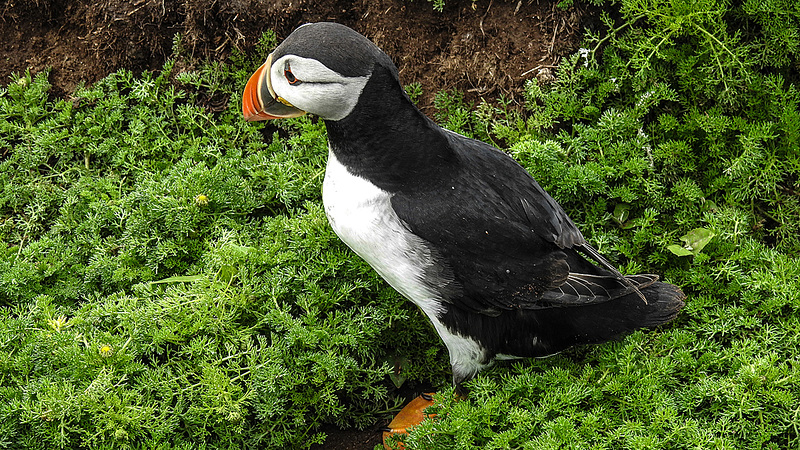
0, 34, 446, 448
2, 1, 799, 449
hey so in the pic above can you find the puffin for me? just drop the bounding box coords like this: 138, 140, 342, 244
242, 22, 685, 439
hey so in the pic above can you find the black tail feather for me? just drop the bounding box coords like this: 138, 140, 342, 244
442, 280, 686, 361
531, 280, 685, 355
577, 243, 649, 303
439, 279, 685, 391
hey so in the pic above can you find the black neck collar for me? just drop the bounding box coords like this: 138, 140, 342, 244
324, 64, 456, 193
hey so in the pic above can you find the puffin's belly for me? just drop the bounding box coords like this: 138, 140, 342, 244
322, 149, 493, 378
322, 150, 445, 318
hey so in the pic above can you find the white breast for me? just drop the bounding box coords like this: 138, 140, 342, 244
322, 149, 445, 319
322, 149, 490, 376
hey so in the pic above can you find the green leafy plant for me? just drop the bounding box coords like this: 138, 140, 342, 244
0, 39, 445, 449
2, 2, 800, 447
668, 228, 716, 257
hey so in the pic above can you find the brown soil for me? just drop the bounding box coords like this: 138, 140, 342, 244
0, 0, 588, 448
1, 0, 589, 110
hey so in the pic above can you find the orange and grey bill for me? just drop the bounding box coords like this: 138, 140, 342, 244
242, 63, 275, 121
242, 53, 305, 121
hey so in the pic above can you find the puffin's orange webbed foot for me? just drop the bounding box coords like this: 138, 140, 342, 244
381, 393, 435, 449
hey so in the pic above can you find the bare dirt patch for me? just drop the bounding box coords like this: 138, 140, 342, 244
1, 0, 589, 109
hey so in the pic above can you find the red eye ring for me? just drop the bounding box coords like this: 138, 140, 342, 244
284, 63, 301, 85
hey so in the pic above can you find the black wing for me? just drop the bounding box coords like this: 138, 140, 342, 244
390, 132, 649, 315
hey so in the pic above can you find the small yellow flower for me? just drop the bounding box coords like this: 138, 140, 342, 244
99, 344, 114, 358
47, 316, 70, 333
195, 194, 209, 206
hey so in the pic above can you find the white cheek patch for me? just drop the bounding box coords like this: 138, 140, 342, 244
270, 55, 370, 121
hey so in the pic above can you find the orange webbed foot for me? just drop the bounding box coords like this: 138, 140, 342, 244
381, 393, 435, 449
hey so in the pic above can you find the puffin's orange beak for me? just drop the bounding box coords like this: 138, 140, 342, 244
243, 63, 275, 121
242, 53, 305, 121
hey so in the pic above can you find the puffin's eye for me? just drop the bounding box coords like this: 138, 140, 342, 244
284, 63, 301, 85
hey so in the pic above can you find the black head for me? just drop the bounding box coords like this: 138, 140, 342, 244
243, 22, 400, 121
